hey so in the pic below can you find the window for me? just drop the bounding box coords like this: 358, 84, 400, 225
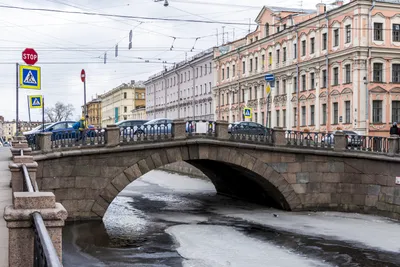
204, 83, 207, 94
226, 67, 230, 78
282, 47, 287, 62
232, 65, 235, 77
209, 82, 212, 93
283, 110, 286, 127
374, 23, 383, 41
200, 85, 203, 94
294, 107, 297, 126
209, 62, 212, 73
373, 63, 383, 82
255, 57, 258, 70
200, 66, 203, 76
301, 40, 306, 56
135, 93, 139, 99
392, 101, 400, 123
196, 68, 198, 77
174, 77, 176, 85
222, 68, 225, 80
261, 55, 265, 68
333, 67, 339, 85
250, 59, 253, 72
276, 110, 280, 127
188, 71, 190, 80
301, 74, 306, 91
242, 61, 246, 73
345, 25, 351, 43
322, 33, 327, 50
393, 24, 400, 42
124, 106, 127, 113
249, 87, 252, 100
250, 38, 253, 43
334, 29, 339, 47
232, 92, 235, 103
268, 52, 272, 66
141, 93, 145, 99
181, 74, 183, 83
310, 73, 315, 89
310, 37, 315, 54
265, 23, 269, 37
268, 111, 271, 127
276, 49, 280, 63
283, 79, 286, 94
322, 104, 327, 125
345, 64, 351, 83
124, 92, 127, 99
373, 100, 383, 123
293, 43, 297, 59
293, 76, 297, 92
393, 64, 400, 83
310, 105, 315, 125
255, 36, 258, 41
204, 103, 207, 114
301, 106, 306, 126
221, 94, 224, 105
184, 72, 187, 82
333, 102, 339, 124
276, 81, 280, 95
205, 64, 207, 75
345, 101, 351, 123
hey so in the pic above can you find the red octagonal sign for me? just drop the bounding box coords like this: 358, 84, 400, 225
22, 48, 38, 65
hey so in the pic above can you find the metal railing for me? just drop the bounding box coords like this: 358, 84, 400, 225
347, 135, 389, 153
228, 124, 274, 144
51, 129, 105, 149
19, 149, 63, 267
187, 120, 216, 138
120, 123, 174, 144
286, 131, 334, 149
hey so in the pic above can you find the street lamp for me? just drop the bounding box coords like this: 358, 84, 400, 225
154, 0, 169, 7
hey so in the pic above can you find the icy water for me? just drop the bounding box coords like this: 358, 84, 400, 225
63, 170, 400, 267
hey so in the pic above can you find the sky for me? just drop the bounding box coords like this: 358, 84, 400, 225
0, 0, 327, 121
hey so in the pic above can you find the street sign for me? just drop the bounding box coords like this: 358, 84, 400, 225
19, 65, 41, 90
22, 48, 38, 65
266, 83, 271, 95
29, 95, 43, 109
243, 107, 252, 119
81, 69, 86, 82
264, 73, 275, 82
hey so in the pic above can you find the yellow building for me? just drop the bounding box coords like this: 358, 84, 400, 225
100, 80, 146, 126
82, 99, 102, 128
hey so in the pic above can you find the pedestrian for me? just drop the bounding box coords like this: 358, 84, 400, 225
390, 122, 398, 135
74, 116, 87, 142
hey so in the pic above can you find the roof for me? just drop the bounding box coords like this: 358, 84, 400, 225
255, 5, 315, 22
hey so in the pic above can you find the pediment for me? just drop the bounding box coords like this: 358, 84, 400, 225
342, 15, 352, 23
291, 96, 298, 102
307, 93, 316, 100
319, 91, 327, 98
341, 88, 353, 95
370, 86, 386, 93
374, 12, 385, 19
390, 87, 400, 93
299, 95, 307, 101
330, 89, 340, 96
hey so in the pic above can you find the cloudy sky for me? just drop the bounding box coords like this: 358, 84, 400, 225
0, 0, 327, 121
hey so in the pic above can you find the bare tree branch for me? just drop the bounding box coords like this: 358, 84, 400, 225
45, 102, 75, 122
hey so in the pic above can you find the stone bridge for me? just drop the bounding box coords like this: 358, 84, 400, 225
24, 120, 400, 221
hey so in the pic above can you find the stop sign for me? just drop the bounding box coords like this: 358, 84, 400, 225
22, 48, 38, 65
81, 69, 86, 82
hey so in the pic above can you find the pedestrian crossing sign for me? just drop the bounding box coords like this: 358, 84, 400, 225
243, 107, 252, 119
29, 95, 43, 109
19, 65, 41, 90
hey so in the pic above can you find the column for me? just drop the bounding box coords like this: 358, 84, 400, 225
270, 83, 277, 127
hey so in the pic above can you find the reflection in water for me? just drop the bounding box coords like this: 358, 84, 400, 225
63, 170, 400, 267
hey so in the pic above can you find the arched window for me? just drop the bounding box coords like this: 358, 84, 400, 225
265, 23, 270, 37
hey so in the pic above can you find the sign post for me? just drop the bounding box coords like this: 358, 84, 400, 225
28, 95, 44, 131
81, 69, 87, 117
264, 74, 275, 128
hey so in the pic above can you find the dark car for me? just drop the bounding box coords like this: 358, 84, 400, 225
228, 121, 268, 136
25, 121, 81, 143
116, 120, 148, 135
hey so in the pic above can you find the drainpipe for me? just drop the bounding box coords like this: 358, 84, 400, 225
174, 69, 181, 119
295, 24, 300, 131
188, 62, 196, 120
236, 48, 243, 121
153, 79, 156, 119
163, 72, 167, 118
366, 1, 376, 135
325, 11, 330, 133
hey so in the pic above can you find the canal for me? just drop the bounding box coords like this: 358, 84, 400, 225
63, 170, 400, 267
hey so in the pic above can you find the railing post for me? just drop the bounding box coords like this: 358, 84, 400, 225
387, 135, 399, 156
37, 132, 52, 153
172, 119, 186, 140
4, 192, 67, 267
105, 124, 120, 147
215, 120, 229, 140
11, 136, 30, 157
272, 127, 286, 146
334, 131, 346, 151
10, 155, 38, 192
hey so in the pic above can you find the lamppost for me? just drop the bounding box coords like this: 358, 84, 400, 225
154, 0, 169, 7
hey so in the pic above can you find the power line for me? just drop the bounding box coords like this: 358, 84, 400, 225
0, 60, 176, 65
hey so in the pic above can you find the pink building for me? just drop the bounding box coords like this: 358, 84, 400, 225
213, 0, 400, 136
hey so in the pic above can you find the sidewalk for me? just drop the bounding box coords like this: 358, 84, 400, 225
0, 148, 12, 267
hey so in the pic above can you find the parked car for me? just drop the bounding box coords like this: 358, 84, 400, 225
228, 121, 268, 136
141, 118, 173, 135
321, 130, 362, 147
116, 120, 148, 135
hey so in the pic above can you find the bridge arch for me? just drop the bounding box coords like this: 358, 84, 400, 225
90, 145, 302, 218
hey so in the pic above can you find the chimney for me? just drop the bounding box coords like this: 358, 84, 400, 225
131, 80, 135, 85
316, 3, 326, 15
335, 1, 344, 7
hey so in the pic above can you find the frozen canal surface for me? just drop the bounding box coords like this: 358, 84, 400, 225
63, 170, 400, 267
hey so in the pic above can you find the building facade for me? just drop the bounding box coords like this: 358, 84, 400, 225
100, 80, 145, 127
145, 48, 214, 121
214, 0, 400, 136
1, 120, 42, 141
82, 98, 102, 128
130, 107, 147, 120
